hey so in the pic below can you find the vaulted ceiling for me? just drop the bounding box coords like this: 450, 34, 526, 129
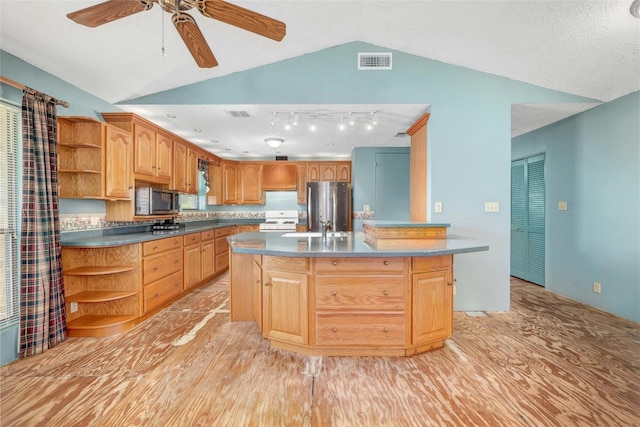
1, 1, 638, 158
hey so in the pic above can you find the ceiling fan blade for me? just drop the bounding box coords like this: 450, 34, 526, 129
197, 0, 286, 42
172, 13, 218, 68
67, 0, 153, 27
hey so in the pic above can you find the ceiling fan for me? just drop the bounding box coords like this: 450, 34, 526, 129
67, 0, 286, 68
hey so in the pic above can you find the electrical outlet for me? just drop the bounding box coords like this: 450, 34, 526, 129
558, 201, 568, 211
70, 302, 78, 313
363, 204, 371, 212
484, 202, 500, 213
434, 201, 443, 214
593, 282, 601, 294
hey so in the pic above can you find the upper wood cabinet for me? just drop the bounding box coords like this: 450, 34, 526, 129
307, 163, 321, 182
262, 162, 297, 190
104, 125, 133, 199
222, 161, 238, 204
296, 163, 308, 204
239, 163, 264, 205
186, 148, 200, 195
132, 123, 172, 184
58, 116, 132, 200
319, 163, 337, 181
336, 162, 351, 182
172, 141, 188, 193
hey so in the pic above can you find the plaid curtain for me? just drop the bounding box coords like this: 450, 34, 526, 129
19, 88, 66, 357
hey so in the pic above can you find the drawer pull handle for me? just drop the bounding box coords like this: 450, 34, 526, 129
332, 291, 337, 296
383, 260, 389, 265
383, 290, 389, 296
332, 327, 338, 333
383, 327, 389, 333
332, 261, 338, 266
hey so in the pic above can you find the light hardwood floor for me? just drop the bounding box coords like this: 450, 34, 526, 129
1, 275, 639, 426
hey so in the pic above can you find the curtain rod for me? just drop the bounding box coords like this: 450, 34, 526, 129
0, 75, 70, 108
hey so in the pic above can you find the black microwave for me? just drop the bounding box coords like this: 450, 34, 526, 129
135, 187, 180, 215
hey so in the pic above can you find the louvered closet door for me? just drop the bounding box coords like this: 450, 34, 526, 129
510, 160, 527, 279
511, 154, 545, 286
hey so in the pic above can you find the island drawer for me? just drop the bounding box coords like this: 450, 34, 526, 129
315, 276, 406, 310
315, 257, 407, 273
316, 313, 405, 347
143, 271, 183, 313
143, 248, 183, 285
412, 255, 452, 272
143, 236, 182, 256
264, 256, 308, 272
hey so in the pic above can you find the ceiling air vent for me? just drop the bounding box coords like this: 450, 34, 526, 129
358, 52, 392, 70
226, 110, 251, 118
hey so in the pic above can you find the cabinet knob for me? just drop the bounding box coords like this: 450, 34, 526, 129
447, 282, 453, 286
256, 279, 260, 284
332, 291, 337, 296
175, 260, 179, 264
175, 283, 180, 287
383, 327, 389, 333
383, 290, 389, 296
153, 266, 158, 271
332, 260, 338, 266
383, 260, 389, 265
154, 292, 159, 298
264, 282, 270, 287
332, 327, 338, 333
153, 245, 158, 250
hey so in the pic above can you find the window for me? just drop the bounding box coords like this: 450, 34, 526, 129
0, 101, 20, 328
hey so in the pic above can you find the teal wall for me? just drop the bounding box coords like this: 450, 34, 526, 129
512, 92, 640, 322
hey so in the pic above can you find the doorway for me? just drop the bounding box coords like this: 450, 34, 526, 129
374, 152, 410, 220
511, 153, 545, 285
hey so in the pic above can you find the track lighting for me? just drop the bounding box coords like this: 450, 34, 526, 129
269, 110, 379, 132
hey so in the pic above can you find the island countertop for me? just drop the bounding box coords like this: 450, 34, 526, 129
227, 231, 488, 258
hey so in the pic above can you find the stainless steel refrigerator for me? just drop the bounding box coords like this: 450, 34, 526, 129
307, 181, 352, 232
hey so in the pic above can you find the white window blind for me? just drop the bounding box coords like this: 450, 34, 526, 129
0, 101, 20, 328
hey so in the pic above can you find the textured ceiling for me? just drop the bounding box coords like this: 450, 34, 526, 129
1, 1, 638, 158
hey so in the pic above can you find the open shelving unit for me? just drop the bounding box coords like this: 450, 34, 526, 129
62, 244, 141, 337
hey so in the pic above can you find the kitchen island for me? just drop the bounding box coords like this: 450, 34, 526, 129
228, 223, 488, 356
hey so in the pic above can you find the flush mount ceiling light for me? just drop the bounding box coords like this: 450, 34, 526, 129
265, 137, 284, 149
270, 110, 378, 132
631, 0, 640, 17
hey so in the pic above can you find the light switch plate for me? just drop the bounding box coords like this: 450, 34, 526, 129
363, 204, 371, 212
558, 201, 568, 211
70, 302, 78, 313
434, 201, 443, 213
484, 202, 500, 213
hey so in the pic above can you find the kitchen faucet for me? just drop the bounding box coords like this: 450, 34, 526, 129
320, 218, 333, 240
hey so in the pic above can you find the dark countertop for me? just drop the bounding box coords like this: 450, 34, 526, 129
363, 220, 450, 228
228, 232, 488, 258
60, 221, 245, 247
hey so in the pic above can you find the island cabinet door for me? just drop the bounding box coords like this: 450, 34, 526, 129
411, 268, 453, 346
262, 270, 309, 345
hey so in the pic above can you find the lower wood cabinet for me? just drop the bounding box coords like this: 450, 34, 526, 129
142, 236, 183, 313
262, 256, 309, 346
215, 227, 232, 272
230, 252, 454, 356
62, 227, 233, 337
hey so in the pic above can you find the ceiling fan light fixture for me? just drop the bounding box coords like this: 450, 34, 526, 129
265, 137, 284, 149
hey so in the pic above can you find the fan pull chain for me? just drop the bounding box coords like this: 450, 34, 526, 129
160, 9, 166, 59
